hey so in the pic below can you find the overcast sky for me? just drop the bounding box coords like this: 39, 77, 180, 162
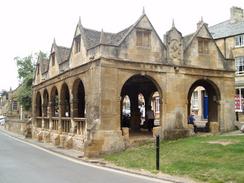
0, 0, 243, 91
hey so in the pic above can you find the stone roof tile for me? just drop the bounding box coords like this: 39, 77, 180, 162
83, 26, 132, 49
57, 46, 70, 64
209, 19, 244, 39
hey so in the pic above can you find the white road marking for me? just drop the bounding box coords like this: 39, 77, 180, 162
0, 130, 173, 183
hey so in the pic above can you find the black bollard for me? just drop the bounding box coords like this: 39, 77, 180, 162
156, 135, 160, 170
236, 112, 239, 121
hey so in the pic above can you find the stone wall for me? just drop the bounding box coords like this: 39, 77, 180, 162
4, 119, 30, 136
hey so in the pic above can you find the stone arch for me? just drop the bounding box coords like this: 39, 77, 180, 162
72, 78, 86, 117
119, 73, 163, 99
43, 89, 49, 117
50, 86, 59, 117
60, 82, 70, 117
187, 79, 221, 132
120, 74, 162, 134
35, 91, 42, 117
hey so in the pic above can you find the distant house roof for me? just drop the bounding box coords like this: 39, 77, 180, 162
209, 19, 244, 39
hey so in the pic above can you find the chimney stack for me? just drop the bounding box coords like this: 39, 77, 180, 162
231, 6, 243, 22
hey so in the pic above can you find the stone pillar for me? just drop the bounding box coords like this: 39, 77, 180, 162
70, 93, 76, 134
48, 101, 52, 130
58, 101, 62, 134
41, 103, 44, 129
129, 92, 141, 131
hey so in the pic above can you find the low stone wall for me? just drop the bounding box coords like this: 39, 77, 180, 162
32, 127, 86, 151
163, 129, 190, 140
4, 119, 30, 137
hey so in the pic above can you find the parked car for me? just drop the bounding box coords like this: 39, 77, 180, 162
0, 115, 6, 125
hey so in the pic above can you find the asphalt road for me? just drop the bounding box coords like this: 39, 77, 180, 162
0, 131, 170, 183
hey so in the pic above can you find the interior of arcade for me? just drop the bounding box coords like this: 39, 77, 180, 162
120, 75, 161, 136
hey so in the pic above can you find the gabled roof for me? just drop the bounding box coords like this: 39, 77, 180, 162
36, 52, 49, 74
50, 40, 70, 65
82, 26, 132, 49
183, 22, 210, 51
76, 13, 165, 49
56, 46, 70, 64
209, 19, 244, 39
40, 59, 49, 74
183, 21, 226, 62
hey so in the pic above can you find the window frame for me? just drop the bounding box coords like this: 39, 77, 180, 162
51, 52, 55, 66
198, 38, 209, 54
136, 29, 151, 48
235, 34, 244, 47
74, 35, 81, 54
235, 57, 244, 75
235, 87, 244, 112
192, 91, 199, 109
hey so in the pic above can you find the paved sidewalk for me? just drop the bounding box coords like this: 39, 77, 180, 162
0, 126, 196, 183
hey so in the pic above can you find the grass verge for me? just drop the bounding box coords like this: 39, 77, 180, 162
104, 134, 244, 183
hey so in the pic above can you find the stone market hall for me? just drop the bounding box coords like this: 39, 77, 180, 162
32, 11, 235, 156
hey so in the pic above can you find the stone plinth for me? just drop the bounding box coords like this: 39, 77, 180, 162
210, 122, 219, 134
122, 127, 129, 139
163, 129, 190, 140
52, 134, 60, 146
64, 136, 73, 149
152, 126, 162, 137
187, 124, 195, 135
43, 131, 50, 143
37, 131, 43, 142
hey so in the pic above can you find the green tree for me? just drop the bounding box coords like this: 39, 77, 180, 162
14, 52, 47, 111
15, 55, 35, 82
14, 54, 36, 111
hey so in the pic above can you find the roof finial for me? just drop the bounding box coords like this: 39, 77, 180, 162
78, 16, 81, 25
78, 16, 83, 28
100, 28, 105, 44
172, 19, 175, 28
53, 37, 56, 45
197, 16, 204, 29
142, 6, 145, 15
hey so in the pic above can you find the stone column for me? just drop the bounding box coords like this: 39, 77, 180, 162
58, 101, 62, 134
129, 91, 140, 131
41, 102, 44, 129
48, 101, 52, 130
70, 92, 76, 134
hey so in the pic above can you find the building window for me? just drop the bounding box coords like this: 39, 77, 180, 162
198, 38, 209, 54
235, 88, 244, 112
235, 57, 244, 75
51, 52, 55, 66
74, 35, 81, 53
235, 34, 244, 47
12, 100, 18, 111
155, 97, 160, 113
136, 29, 151, 47
192, 91, 198, 109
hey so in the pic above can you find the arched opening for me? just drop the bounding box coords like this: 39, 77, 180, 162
188, 79, 220, 132
50, 86, 59, 117
72, 79, 85, 118
43, 89, 49, 117
120, 74, 161, 136
36, 92, 42, 117
60, 83, 70, 117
